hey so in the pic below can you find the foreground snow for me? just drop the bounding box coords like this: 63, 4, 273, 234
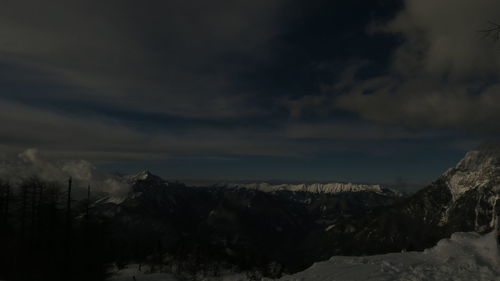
276, 231, 500, 281
109, 231, 499, 281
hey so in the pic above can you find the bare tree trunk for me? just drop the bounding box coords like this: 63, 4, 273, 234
0, 183, 3, 224
64, 177, 73, 277
30, 182, 37, 241
67, 177, 72, 224
0, 182, 8, 231
86, 185, 90, 222
0, 183, 4, 227
37, 182, 44, 242
4, 182, 9, 228
158, 239, 163, 271
21, 183, 28, 239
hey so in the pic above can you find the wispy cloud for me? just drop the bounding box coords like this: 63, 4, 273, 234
0, 0, 291, 119
335, 0, 500, 134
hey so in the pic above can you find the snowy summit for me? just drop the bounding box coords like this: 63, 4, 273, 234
217, 182, 401, 196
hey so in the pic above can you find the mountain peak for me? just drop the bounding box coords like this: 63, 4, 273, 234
443, 142, 500, 201
125, 170, 162, 183
136, 170, 153, 180
461, 141, 500, 166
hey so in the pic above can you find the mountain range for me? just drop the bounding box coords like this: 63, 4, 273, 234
90, 172, 403, 275
307, 142, 500, 261
89, 142, 499, 277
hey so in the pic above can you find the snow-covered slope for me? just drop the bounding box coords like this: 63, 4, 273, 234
275, 231, 500, 281
217, 182, 401, 196
435, 143, 500, 230
444, 144, 500, 201
108, 231, 500, 281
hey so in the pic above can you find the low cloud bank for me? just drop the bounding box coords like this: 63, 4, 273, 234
0, 148, 131, 200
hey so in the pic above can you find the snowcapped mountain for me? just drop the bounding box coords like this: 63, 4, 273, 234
124, 170, 163, 183
96, 171, 174, 204
446, 143, 500, 199
215, 182, 401, 197
95, 171, 403, 221
101, 170, 402, 204
90, 171, 403, 276
432, 142, 500, 230
307, 142, 500, 260
94, 142, 500, 280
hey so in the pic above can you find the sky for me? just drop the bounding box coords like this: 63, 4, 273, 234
1, 0, 500, 184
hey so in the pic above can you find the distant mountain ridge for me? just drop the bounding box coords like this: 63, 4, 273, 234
89, 170, 403, 275
102, 171, 403, 205
214, 182, 401, 196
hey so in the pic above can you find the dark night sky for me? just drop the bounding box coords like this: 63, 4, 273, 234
1, 0, 500, 184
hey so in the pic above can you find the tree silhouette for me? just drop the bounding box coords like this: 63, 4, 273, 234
0, 181, 10, 229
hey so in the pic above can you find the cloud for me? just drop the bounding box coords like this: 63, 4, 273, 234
61, 160, 95, 182
0, 0, 291, 119
1, 0, 484, 169
282, 121, 443, 141
0, 94, 451, 163
382, 0, 500, 78
0, 99, 327, 160
337, 79, 500, 133
0, 147, 135, 199
1, 148, 93, 185
331, 0, 500, 134
279, 95, 332, 119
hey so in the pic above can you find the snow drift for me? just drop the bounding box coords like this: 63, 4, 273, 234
275, 231, 500, 281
